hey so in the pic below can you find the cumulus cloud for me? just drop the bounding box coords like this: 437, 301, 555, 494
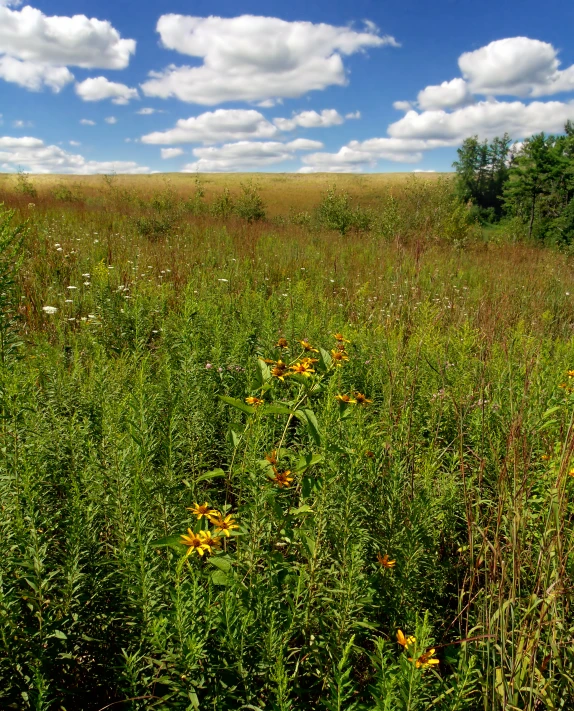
80, 119, 95, 125
183, 138, 323, 172
104, 116, 117, 125
142, 109, 278, 145
459, 37, 574, 97
136, 107, 164, 115
417, 78, 474, 110
388, 99, 574, 141
75, 77, 139, 104
345, 110, 361, 119
161, 147, 184, 159
273, 109, 344, 131
0, 55, 73, 91
0, 134, 151, 173
0, 3, 135, 69
393, 100, 413, 112
142, 14, 398, 104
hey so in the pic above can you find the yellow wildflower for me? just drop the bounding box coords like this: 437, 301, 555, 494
187, 502, 218, 520
377, 553, 396, 568
290, 361, 315, 376
266, 450, 278, 466
271, 469, 293, 488
409, 649, 440, 669
333, 333, 350, 343
354, 392, 373, 405
276, 337, 289, 349
271, 360, 289, 380
180, 529, 210, 557
397, 630, 416, 649
208, 512, 240, 537
331, 349, 349, 364
246, 396, 264, 406
298, 339, 319, 353
568, 370, 574, 378
201, 530, 222, 550
336, 394, 356, 404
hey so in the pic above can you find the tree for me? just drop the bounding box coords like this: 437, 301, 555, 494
452, 133, 512, 220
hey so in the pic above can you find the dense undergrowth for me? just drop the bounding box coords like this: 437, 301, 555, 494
0, 177, 573, 710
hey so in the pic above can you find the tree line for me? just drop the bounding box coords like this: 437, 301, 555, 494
453, 121, 574, 244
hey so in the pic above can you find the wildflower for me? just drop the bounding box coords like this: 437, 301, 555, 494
377, 553, 396, 568
333, 333, 350, 343
201, 530, 222, 551
276, 337, 289, 348
271, 360, 289, 380
568, 370, 574, 378
365, 450, 375, 458
180, 529, 210, 557
298, 339, 319, 353
397, 630, 416, 649
290, 361, 315, 377
187, 502, 217, 520
208, 512, 239, 537
541, 454, 550, 461
42, 306, 58, 315
336, 394, 356, 404
265, 450, 278, 465
409, 649, 439, 669
354, 392, 373, 405
331, 349, 349, 364
205, 363, 213, 370
569, 469, 574, 478
246, 396, 264, 406
271, 469, 293, 488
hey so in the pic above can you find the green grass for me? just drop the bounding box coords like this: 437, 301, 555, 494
0, 175, 572, 710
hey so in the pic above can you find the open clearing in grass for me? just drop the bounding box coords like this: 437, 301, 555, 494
0, 175, 572, 710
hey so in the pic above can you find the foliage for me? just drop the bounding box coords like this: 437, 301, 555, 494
452, 134, 512, 221
15, 170, 38, 199
0, 179, 571, 709
234, 181, 266, 222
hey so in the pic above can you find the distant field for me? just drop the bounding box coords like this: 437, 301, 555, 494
0, 174, 572, 710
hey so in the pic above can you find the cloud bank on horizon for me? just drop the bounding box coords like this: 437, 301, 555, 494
0, 0, 574, 174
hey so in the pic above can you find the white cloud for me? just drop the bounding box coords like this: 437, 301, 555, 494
183, 138, 322, 172
0, 134, 151, 173
0, 3, 135, 70
417, 78, 474, 110
80, 119, 95, 125
459, 37, 574, 97
12, 119, 32, 128
161, 147, 184, 159
75, 77, 138, 105
69, 140, 80, 146
142, 14, 397, 104
393, 100, 413, 112
0, 55, 73, 91
388, 99, 574, 141
142, 109, 278, 145
345, 110, 361, 119
273, 109, 344, 131
104, 116, 117, 125
136, 107, 164, 115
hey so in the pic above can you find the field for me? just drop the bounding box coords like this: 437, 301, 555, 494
0, 173, 573, 710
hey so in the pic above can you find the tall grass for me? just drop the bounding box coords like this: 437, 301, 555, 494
0, 176, 572, 710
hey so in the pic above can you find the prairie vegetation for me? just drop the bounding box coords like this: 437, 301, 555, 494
0, 173, 573, 710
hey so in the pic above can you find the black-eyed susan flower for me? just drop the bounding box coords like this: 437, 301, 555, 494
180, 529, 210, 557
331, 349, 349, 364
336, 394, 356, 404
299, 339, 319, 353
568, 370, 574, 378
397, 630, 416, 649
409, 649, 439, 669
201, 530, 222, 551
377, 553, 396, 568
246, 396, 264, 406
276, 337, 289, 349
354, 392, 373, 405
271, 360, 289, 380
187, 502, 218, 520
272, 469, 293, 488
333, 333, 350, 343
290, 361, 315, 377
208, 512, 239, 537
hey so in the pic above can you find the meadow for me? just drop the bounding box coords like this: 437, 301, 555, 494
0, 172, 573, 711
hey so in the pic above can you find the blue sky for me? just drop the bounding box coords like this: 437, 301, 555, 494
1, 0, 574, 173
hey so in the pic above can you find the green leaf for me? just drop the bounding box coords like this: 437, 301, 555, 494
295, 452, 323, 473
289, 505, 314, 516
151, 534, 186, 551
255, 358, 271, 387
195, 468, 225, 483
227, 426, 241, 450
219, 395, 255, 415
319, 347, 333, 371
303, 408, 321, 446
211, 570, 229, 586
262, 404, 294, 416
53, 630, 67, 640
209, 556, 232, 572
